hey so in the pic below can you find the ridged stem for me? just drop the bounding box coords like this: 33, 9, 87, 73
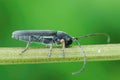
0, 44, 119, 64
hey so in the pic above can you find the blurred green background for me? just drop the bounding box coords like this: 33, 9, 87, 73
0, 0, 120, 80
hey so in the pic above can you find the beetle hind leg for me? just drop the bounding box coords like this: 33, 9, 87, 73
20, 36, 31, 54
20, 41, 30, 54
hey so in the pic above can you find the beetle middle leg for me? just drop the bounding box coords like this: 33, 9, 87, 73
48, 40, 53, 58
20, 36, 31, 54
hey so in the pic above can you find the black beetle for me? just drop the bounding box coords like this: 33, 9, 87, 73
12, 30, 110, 75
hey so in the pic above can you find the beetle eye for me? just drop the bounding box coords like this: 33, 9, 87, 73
66, 38, 70, 41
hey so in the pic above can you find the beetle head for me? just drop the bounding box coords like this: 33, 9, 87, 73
56, 31, 73, 47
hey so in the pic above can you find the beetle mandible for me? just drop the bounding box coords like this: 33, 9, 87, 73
12, 30, 110, 75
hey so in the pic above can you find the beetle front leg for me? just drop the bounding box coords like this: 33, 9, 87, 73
60, 39, 65, 58
62, 42, 65, 58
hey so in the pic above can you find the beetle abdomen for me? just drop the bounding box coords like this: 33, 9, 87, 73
12, 30, 57, 43
12, 30, 57, 36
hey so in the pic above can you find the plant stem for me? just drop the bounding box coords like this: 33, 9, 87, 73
0, 44, 120, 64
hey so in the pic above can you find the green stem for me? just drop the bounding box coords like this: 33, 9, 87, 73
0, 44, 120, 64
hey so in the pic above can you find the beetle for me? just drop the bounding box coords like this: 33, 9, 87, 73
12, 30, 110, 75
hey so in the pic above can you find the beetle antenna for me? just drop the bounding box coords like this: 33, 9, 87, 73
77, 33, 110, 43
72, 33, 110, 75
72, 38, 86, 75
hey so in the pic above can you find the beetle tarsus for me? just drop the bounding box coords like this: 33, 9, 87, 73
20, 47, 29, 54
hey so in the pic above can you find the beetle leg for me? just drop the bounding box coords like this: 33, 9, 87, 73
62, 41, 65, 58
60, 39, 65, 58
20, 36, 31, 54
48, 40, 53, 58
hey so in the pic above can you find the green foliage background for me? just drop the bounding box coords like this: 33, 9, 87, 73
0, 0, 120, 80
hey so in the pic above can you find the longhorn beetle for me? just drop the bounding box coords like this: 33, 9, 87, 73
12, 30, 110, 75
